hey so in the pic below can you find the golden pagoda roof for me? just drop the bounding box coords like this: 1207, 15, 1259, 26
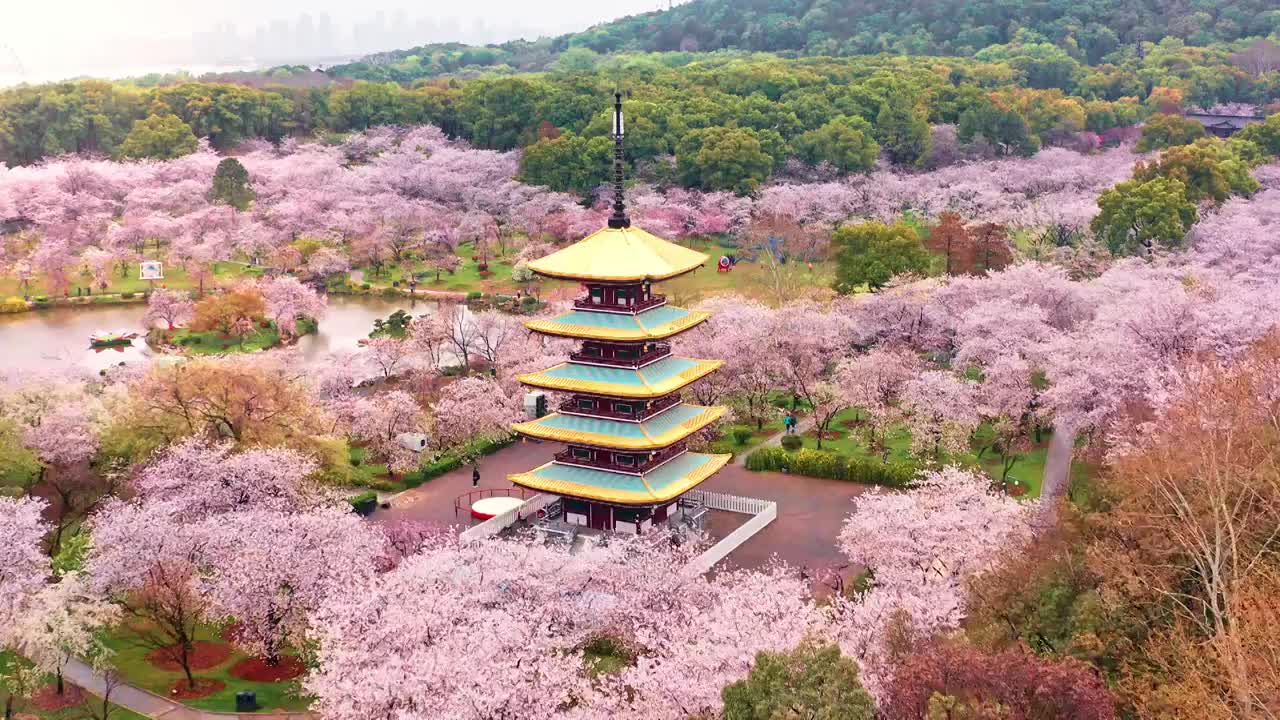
524, 305, 710, 341
516, 356, 722, 399
511, 403, 726, 450
509, 452, 731, 505
527, 225, 709, 282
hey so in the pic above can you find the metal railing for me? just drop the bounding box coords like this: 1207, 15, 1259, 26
553, 444, 685, 474
574, 294, 666, 314
558, 394, 680, 422
459, 494, 552, 543
453, 487, 536, 517
569, 343, 671, 368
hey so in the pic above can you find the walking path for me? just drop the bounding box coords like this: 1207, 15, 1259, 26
346, 268, 468, 301
731, 414, 815, 466
62, 658, 313, 720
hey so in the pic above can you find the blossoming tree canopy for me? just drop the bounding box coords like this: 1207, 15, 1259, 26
305, 535, 818, 720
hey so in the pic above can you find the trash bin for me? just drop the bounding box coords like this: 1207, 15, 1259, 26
235, 691, 258, 712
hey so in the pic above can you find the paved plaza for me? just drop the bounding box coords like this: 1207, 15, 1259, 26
378, 438, 870, 577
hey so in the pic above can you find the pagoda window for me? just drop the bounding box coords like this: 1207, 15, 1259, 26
616, 288, 632, 306
577, 398, 595, 410
614, 401, 633, 414
571, 447, 592, 460
582, 345, 602, 356
617, 347, 638, 360
589, 286, 603, 303
615, 454, 635, 467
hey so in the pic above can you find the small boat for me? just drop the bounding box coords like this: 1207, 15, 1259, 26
89, 329, 140, 348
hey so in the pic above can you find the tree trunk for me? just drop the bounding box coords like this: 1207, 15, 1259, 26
55, 669, 64, 695
181, 642, 195, 689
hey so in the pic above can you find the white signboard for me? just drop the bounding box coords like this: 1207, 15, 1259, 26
139, 261, 163, 280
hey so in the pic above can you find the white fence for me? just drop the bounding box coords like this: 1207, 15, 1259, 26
459, 494, 552, 543
686, 489, 774, 515
682, 491, 778, 576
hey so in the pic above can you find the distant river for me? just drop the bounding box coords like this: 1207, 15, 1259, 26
0, 295, 456, 373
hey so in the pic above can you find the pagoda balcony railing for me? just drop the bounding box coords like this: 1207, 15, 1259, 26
569, 343, 671, 368
573, 294, 666, 314
553, 445, 686, 475
558, 394, 681, 422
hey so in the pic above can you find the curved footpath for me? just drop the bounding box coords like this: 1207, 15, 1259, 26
62, 425, 1076, 720
62, 657, 313, 720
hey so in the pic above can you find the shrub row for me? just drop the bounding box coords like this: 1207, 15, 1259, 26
399, 435, 515, 489
745, 447, 916, 488
348, 490, 378, 516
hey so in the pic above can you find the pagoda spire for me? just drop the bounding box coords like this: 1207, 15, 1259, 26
608, 91, 631, 230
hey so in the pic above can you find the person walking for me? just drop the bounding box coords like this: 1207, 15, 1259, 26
472, 463, 481, 488
784, 413, 796, 435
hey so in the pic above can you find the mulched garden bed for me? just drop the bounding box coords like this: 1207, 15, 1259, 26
168, 678, 226, 700
30, 684, 84, 711
229, 655, 306, 683
147, 640, 233, 671
219, 622, 244, 644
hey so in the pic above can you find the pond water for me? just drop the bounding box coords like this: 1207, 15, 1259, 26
0, 294, 457, 374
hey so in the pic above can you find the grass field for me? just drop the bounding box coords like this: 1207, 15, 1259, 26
793, 408, 1052, 497
102, 623, 312, 713
0, 262, 264, 300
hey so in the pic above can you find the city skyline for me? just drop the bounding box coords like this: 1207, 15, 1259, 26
0, 0, 679, 86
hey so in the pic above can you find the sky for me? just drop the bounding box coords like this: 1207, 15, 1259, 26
0, 0, 678, 85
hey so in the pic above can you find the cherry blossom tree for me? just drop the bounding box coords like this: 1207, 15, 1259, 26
834, 348, 923, 453
87, 501, 210, 689
0, 496, 50, 637
12, 572, 119, 695
304, 247, 350, 281
259, 275, 326, 338
900, 371, 980, 459
832, 467, 1037, 696
362, 336, 412, 380
428, 376, 518, 455
143, 288, 194, 330
347, 390, 425, 475
131, 439, 320, 520
201, 509, 384, 665
305, 535, 818, 720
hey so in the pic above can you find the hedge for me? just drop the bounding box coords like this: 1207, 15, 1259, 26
348, 490, 378, 516
399, 435, 515, 489
745, 447, 916, 487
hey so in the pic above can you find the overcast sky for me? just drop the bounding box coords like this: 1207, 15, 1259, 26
1, 0, 676, 85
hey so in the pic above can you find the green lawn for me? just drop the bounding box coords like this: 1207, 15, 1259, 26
170, 325, 282, 354
164, 317, 316, 356
0, 262, 262, 299
708, 416, 787, 455
356, 242, 525, 294
102, 623, 312, 713
347, 446, 391, 486
792, 408, 1052, 498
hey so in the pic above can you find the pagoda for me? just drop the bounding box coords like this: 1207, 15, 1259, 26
508, 93, 731, 534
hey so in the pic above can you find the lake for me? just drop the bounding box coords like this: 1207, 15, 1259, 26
0, 295, 456, 373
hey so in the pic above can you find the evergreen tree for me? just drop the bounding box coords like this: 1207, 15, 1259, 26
1091, 177, 1198, 255
210, 158, 256, 210
833, 221, 932, 292
793, 116, 879, 173
118, 113, 198, 160
722, 642, 875, 720
876, 93, 932, 166
958, 103, 1040, 157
